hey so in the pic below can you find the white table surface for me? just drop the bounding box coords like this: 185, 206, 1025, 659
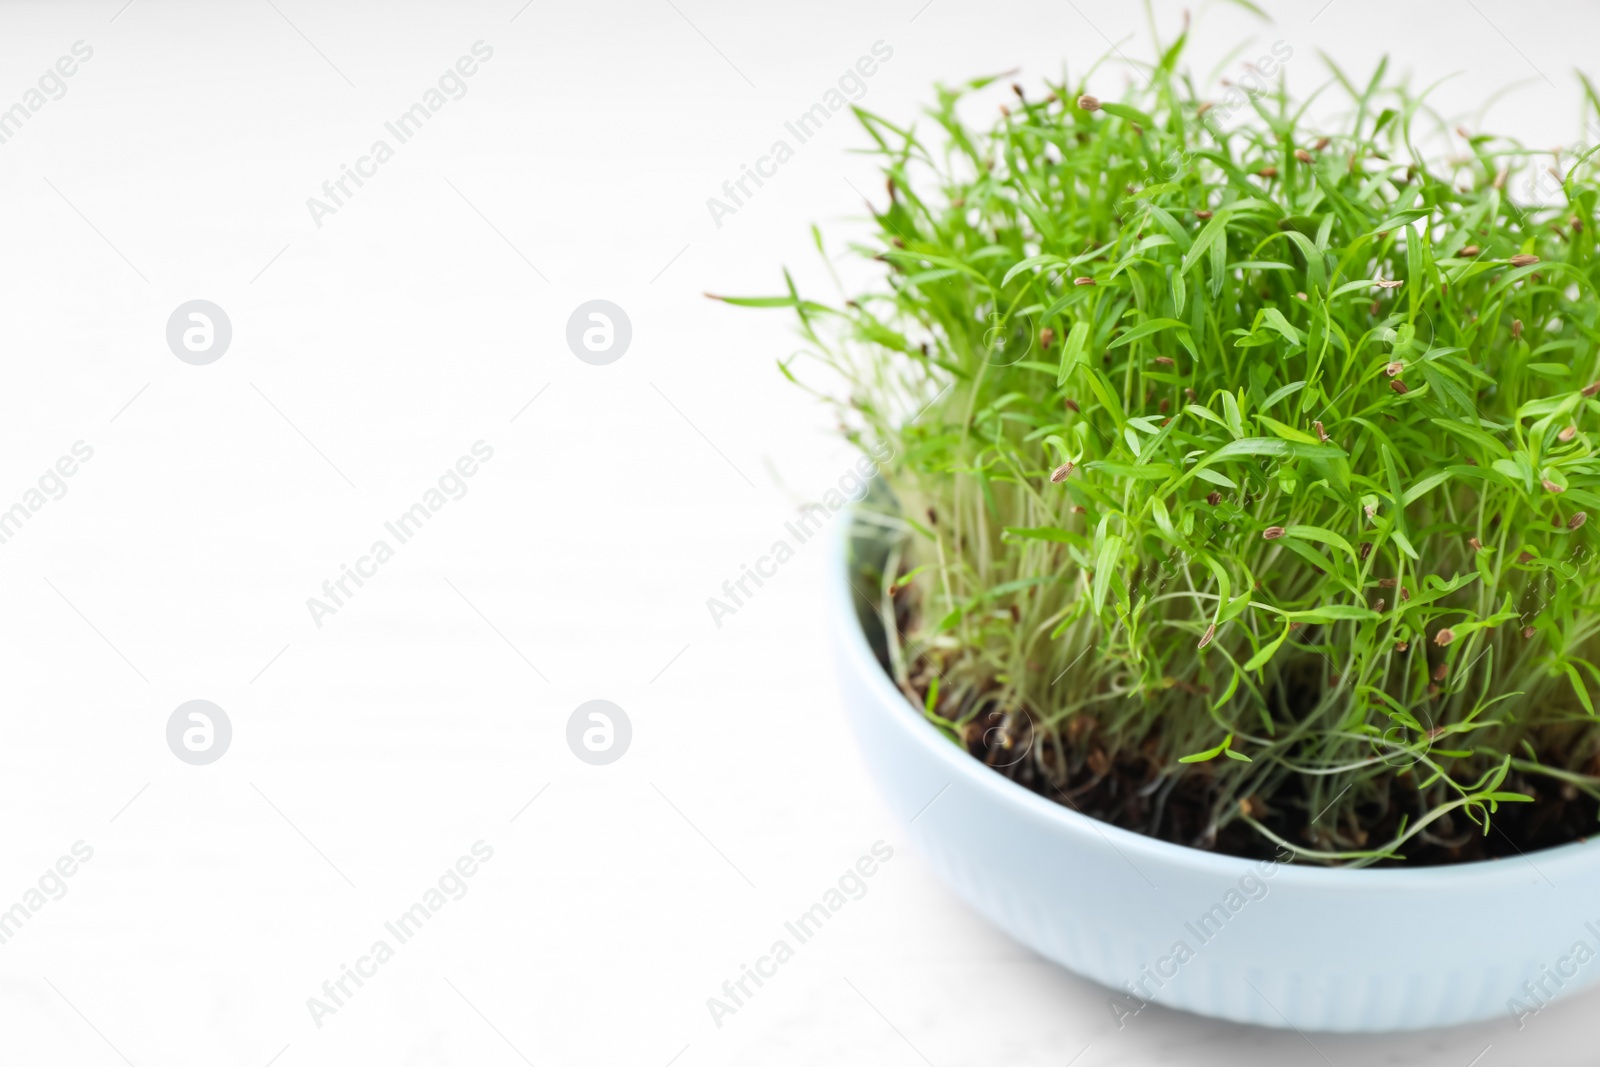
1, 0, 1595, 1062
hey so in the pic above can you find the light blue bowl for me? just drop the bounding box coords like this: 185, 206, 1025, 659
832, 513, 1600, 1031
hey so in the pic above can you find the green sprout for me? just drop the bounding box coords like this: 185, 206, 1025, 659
718, 25, 1600, 865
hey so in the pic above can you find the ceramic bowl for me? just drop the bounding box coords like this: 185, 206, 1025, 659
831, 512, 1600, 1031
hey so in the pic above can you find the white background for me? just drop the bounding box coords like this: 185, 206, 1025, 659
0, 0, 1596, 1063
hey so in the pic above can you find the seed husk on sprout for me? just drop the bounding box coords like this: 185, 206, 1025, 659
736, 38, 1600, 866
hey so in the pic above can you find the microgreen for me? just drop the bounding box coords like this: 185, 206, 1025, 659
719, 28, 1600, 865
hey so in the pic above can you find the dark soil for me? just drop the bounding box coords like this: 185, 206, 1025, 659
870, 571, 1600, 867
947, 702, 1598, 866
